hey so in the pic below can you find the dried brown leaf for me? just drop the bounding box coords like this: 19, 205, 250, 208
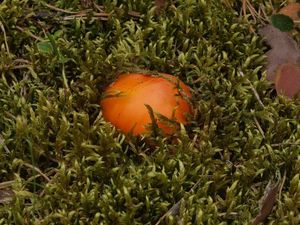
252, 181, 280, 225
259, 25, 300, 81
275, 62, 300, 98
279, 3, 300, 21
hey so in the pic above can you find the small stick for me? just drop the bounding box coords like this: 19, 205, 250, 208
278, 170, 286, 200
239, 70, 265, 108
23, 163, 51, 182
128, 11, 141, 18
242, 0, 247, 18
271, 142, 300, 147
0, 21, 10, 57
44, 3, 79, 14
62, 12, 110, 21
249, 80, 265, 108
0, 134, 10, 153
253, 115, 266, 139
0, 180, 16, 189
13, 58, 32, 64
15, 26, 44, 41
93, 2, 105, 12
155, 178, 202, 225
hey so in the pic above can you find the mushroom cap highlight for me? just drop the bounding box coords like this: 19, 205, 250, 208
100, 73, 193, 135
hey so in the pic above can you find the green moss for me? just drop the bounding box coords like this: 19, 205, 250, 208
1, 0, 300, 224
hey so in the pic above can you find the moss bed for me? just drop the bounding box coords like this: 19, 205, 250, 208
1, 0, 300, 224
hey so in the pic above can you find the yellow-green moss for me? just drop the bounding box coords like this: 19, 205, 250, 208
1, 0, 300, 224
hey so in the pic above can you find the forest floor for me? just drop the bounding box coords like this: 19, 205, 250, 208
0, 0, 300, 224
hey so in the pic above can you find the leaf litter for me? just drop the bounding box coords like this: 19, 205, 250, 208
252, 180, 280, 225
258, 24, 300, 82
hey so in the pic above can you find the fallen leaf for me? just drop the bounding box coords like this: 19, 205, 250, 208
252, 181, 280, 225
279, 2, 300, 21
275, 63, 300, 98
258, 25, 300, 81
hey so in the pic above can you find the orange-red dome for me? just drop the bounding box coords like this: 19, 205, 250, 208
100, 73, 193, 135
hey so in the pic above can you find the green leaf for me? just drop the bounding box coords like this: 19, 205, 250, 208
37, 41, 53, 54
271, 14, 294, 32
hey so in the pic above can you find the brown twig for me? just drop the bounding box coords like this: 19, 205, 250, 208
155, 178, 202, 225
0, 180, 16, 204
242, 0, 247, 19
253, 115, 266, 139
23, 163, 51, 182
248, 80, 265, 108
0, 20, 11, 57
13, 58, 32, 64
62, 12, 110, 21
278, 170, 286, 201
0, 189, 14, 204
271, 142, 300, 147
258, 3, 270, 22
15, 26, 44, 41
0, 180, 16, 189
0, 134, 10, 153
239, 70, 266, 138
12, 58, 32, 70
239, 70, 265, 108
128, 11, 141, 18
44, 2, 140, 19
248, 2, 268, 23
93, 2, 105, 12
242, 0, 269, 24
44, 3, 80, 14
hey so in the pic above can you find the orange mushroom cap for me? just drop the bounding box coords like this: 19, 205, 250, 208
100, 73, 193, 135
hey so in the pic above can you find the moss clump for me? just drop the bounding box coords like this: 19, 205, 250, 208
1, 0, 300, 224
